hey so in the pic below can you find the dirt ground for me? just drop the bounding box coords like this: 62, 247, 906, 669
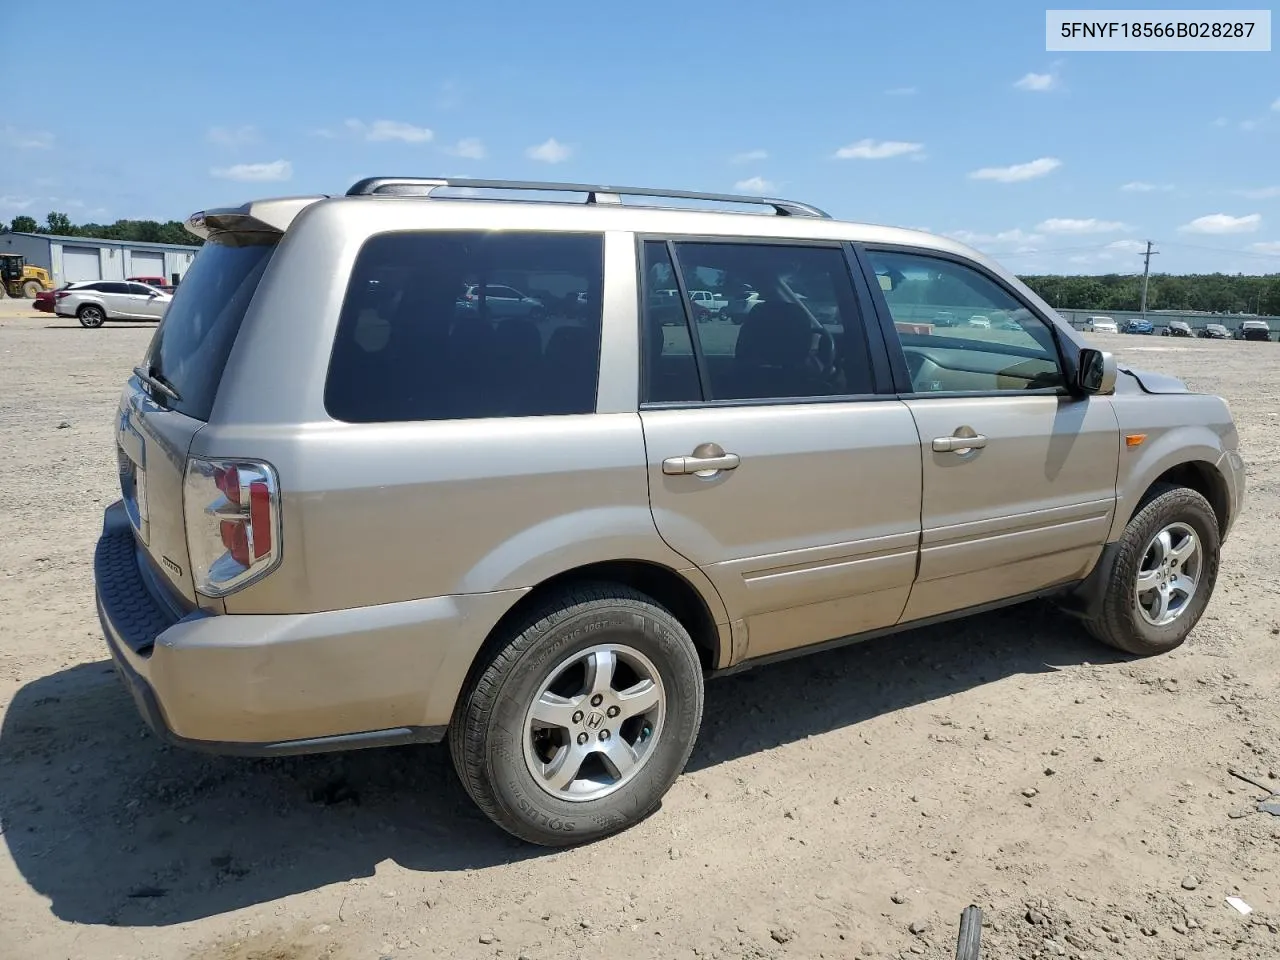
1, 299, 1278, 960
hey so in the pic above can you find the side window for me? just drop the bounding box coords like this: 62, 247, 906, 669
325, 231, 604, 423
641, 241, 702, 403
99, 282, 129, 295
867, 249, 1065, 394
127, 283, 153, 295
670, 241, 873, 402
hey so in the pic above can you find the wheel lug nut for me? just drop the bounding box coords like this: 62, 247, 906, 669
590, 694, 604, 707
598, 729, 610, 741
607, 706, 620, 718
572, 711, 584, 723
576, 732, 588, 745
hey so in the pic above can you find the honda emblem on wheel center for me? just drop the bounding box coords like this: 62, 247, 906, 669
585, 711, 604, 729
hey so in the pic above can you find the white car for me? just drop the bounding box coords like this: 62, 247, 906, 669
1083, 316, 1118, 334
688, 289, 728, 314
54, 280, 172, 328
967, 315, 991, 328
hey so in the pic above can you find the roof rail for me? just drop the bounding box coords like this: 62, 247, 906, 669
344, 177, 831, 218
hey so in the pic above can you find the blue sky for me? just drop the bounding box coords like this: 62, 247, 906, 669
3, 0, 1277, 274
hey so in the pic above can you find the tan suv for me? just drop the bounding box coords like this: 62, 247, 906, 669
95, 178, 1245, 846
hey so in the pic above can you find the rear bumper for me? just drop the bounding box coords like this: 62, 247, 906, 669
94, 500, 524, 755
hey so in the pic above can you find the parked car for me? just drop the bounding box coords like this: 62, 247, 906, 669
1162, 321, 1193, 338
33, 288, 60, 313
688, 289, 728, 316
94, 176, 1245, 848
1123, 318, 1154, 335
55, 280, 172, 328
932, 311, 958, 327
1082, 316, 1118, 333
1236, 320, 1272, 341
1200, 323, 1230, 339
127, 275, 174, 293
457, 282, 545, 319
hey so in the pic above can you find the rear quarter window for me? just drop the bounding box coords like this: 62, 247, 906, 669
324, 230, 605, 423
141, 235, 276, 421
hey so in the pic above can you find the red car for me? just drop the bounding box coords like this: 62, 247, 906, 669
33, 289, 56, 313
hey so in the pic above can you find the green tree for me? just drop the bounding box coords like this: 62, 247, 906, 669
9, 215, 38, 233
44, 212, 74, 234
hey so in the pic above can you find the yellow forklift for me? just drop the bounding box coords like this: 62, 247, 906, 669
0, 254, 54, 298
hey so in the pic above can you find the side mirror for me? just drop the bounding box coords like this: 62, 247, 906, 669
1078, 347, 1116, 395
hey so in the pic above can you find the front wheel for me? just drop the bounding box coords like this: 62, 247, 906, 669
449, 584, 705, 846
1084, 483, 1220, 656
22, 280, 42, 299
78, 305, 106, 328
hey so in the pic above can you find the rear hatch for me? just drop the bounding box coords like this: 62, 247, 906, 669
115, 231, 280, 607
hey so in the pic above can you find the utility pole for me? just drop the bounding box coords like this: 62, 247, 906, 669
1139, 240, 1159, 318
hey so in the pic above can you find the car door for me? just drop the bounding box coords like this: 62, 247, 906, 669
94, 281, 134, 318
638, 238, 922, 661
126, 283, 164, 318
860, 246, 1120, 622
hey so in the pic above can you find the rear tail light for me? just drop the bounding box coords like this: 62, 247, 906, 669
55, 291, 69, 300
183, 457, 281, 597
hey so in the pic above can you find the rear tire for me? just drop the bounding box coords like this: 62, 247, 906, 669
449, 583, 704, 846
22, 280, 41, 299
1084, 483, 1220, 656
78, 305, 106, 328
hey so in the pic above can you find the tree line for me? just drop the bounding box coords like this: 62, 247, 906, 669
1019, 272, 1280, 316
5, 212, 202, 248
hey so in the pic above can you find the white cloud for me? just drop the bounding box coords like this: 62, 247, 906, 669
1036, 217, 1131, 234
1251, 240, 1280, 254
1273, 97, 1280, 111
834, 139, 924, 160
1, 126, 54, 149
733, 176, 775, 194
0, 194, 37, 211
1177, 213, 1262, 234
1105, 239, 1148, 253
210, 159, 293, 183
1014, 71, 1057, 91
968, 157, 1061, 183
444, 137, 487, 160
345, 119, 434, 143
207, 125, 258, 147
1121, 181, 1173, 192
948, 228, 1045, 247
1211, 117, 1229, 127
1240, 119, 1261, 131
1236, 185, 1280, 200
731, 149, 769, 163
526, 138, 571, 163
885, 86, 917, 96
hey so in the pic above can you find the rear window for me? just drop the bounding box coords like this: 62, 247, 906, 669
141, 236, 276, 421
324, 230, 604, 423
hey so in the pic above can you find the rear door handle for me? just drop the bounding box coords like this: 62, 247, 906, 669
932, 434, 987, 453
662, 452, 741, 475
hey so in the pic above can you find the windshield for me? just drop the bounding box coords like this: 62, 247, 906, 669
141, 235, 277, 421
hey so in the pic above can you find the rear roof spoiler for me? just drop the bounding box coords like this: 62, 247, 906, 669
185, 196, 326, 241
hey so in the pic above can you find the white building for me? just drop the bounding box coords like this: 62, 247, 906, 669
0, 231, 200, 287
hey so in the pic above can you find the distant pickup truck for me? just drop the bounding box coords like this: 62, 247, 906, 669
1235, 320, 1272, 342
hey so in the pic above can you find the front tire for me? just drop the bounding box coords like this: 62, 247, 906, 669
78, 305, 106, 328
1084, 483, 1220, 656
22, 280, 42, 299
449, 584, 704, 846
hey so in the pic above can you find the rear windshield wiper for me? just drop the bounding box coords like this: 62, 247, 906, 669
133, 365, 182, 403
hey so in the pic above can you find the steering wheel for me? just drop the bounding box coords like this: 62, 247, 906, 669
811, 322, 838, 382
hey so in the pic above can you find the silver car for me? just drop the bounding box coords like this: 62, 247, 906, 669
94, 177, 1245, 847
55, 280, 172, 328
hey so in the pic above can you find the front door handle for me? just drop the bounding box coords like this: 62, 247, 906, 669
662, 442, 741, 475
932, 433, 988, 453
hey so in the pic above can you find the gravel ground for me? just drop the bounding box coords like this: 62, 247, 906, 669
1, 300, 1278, 960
